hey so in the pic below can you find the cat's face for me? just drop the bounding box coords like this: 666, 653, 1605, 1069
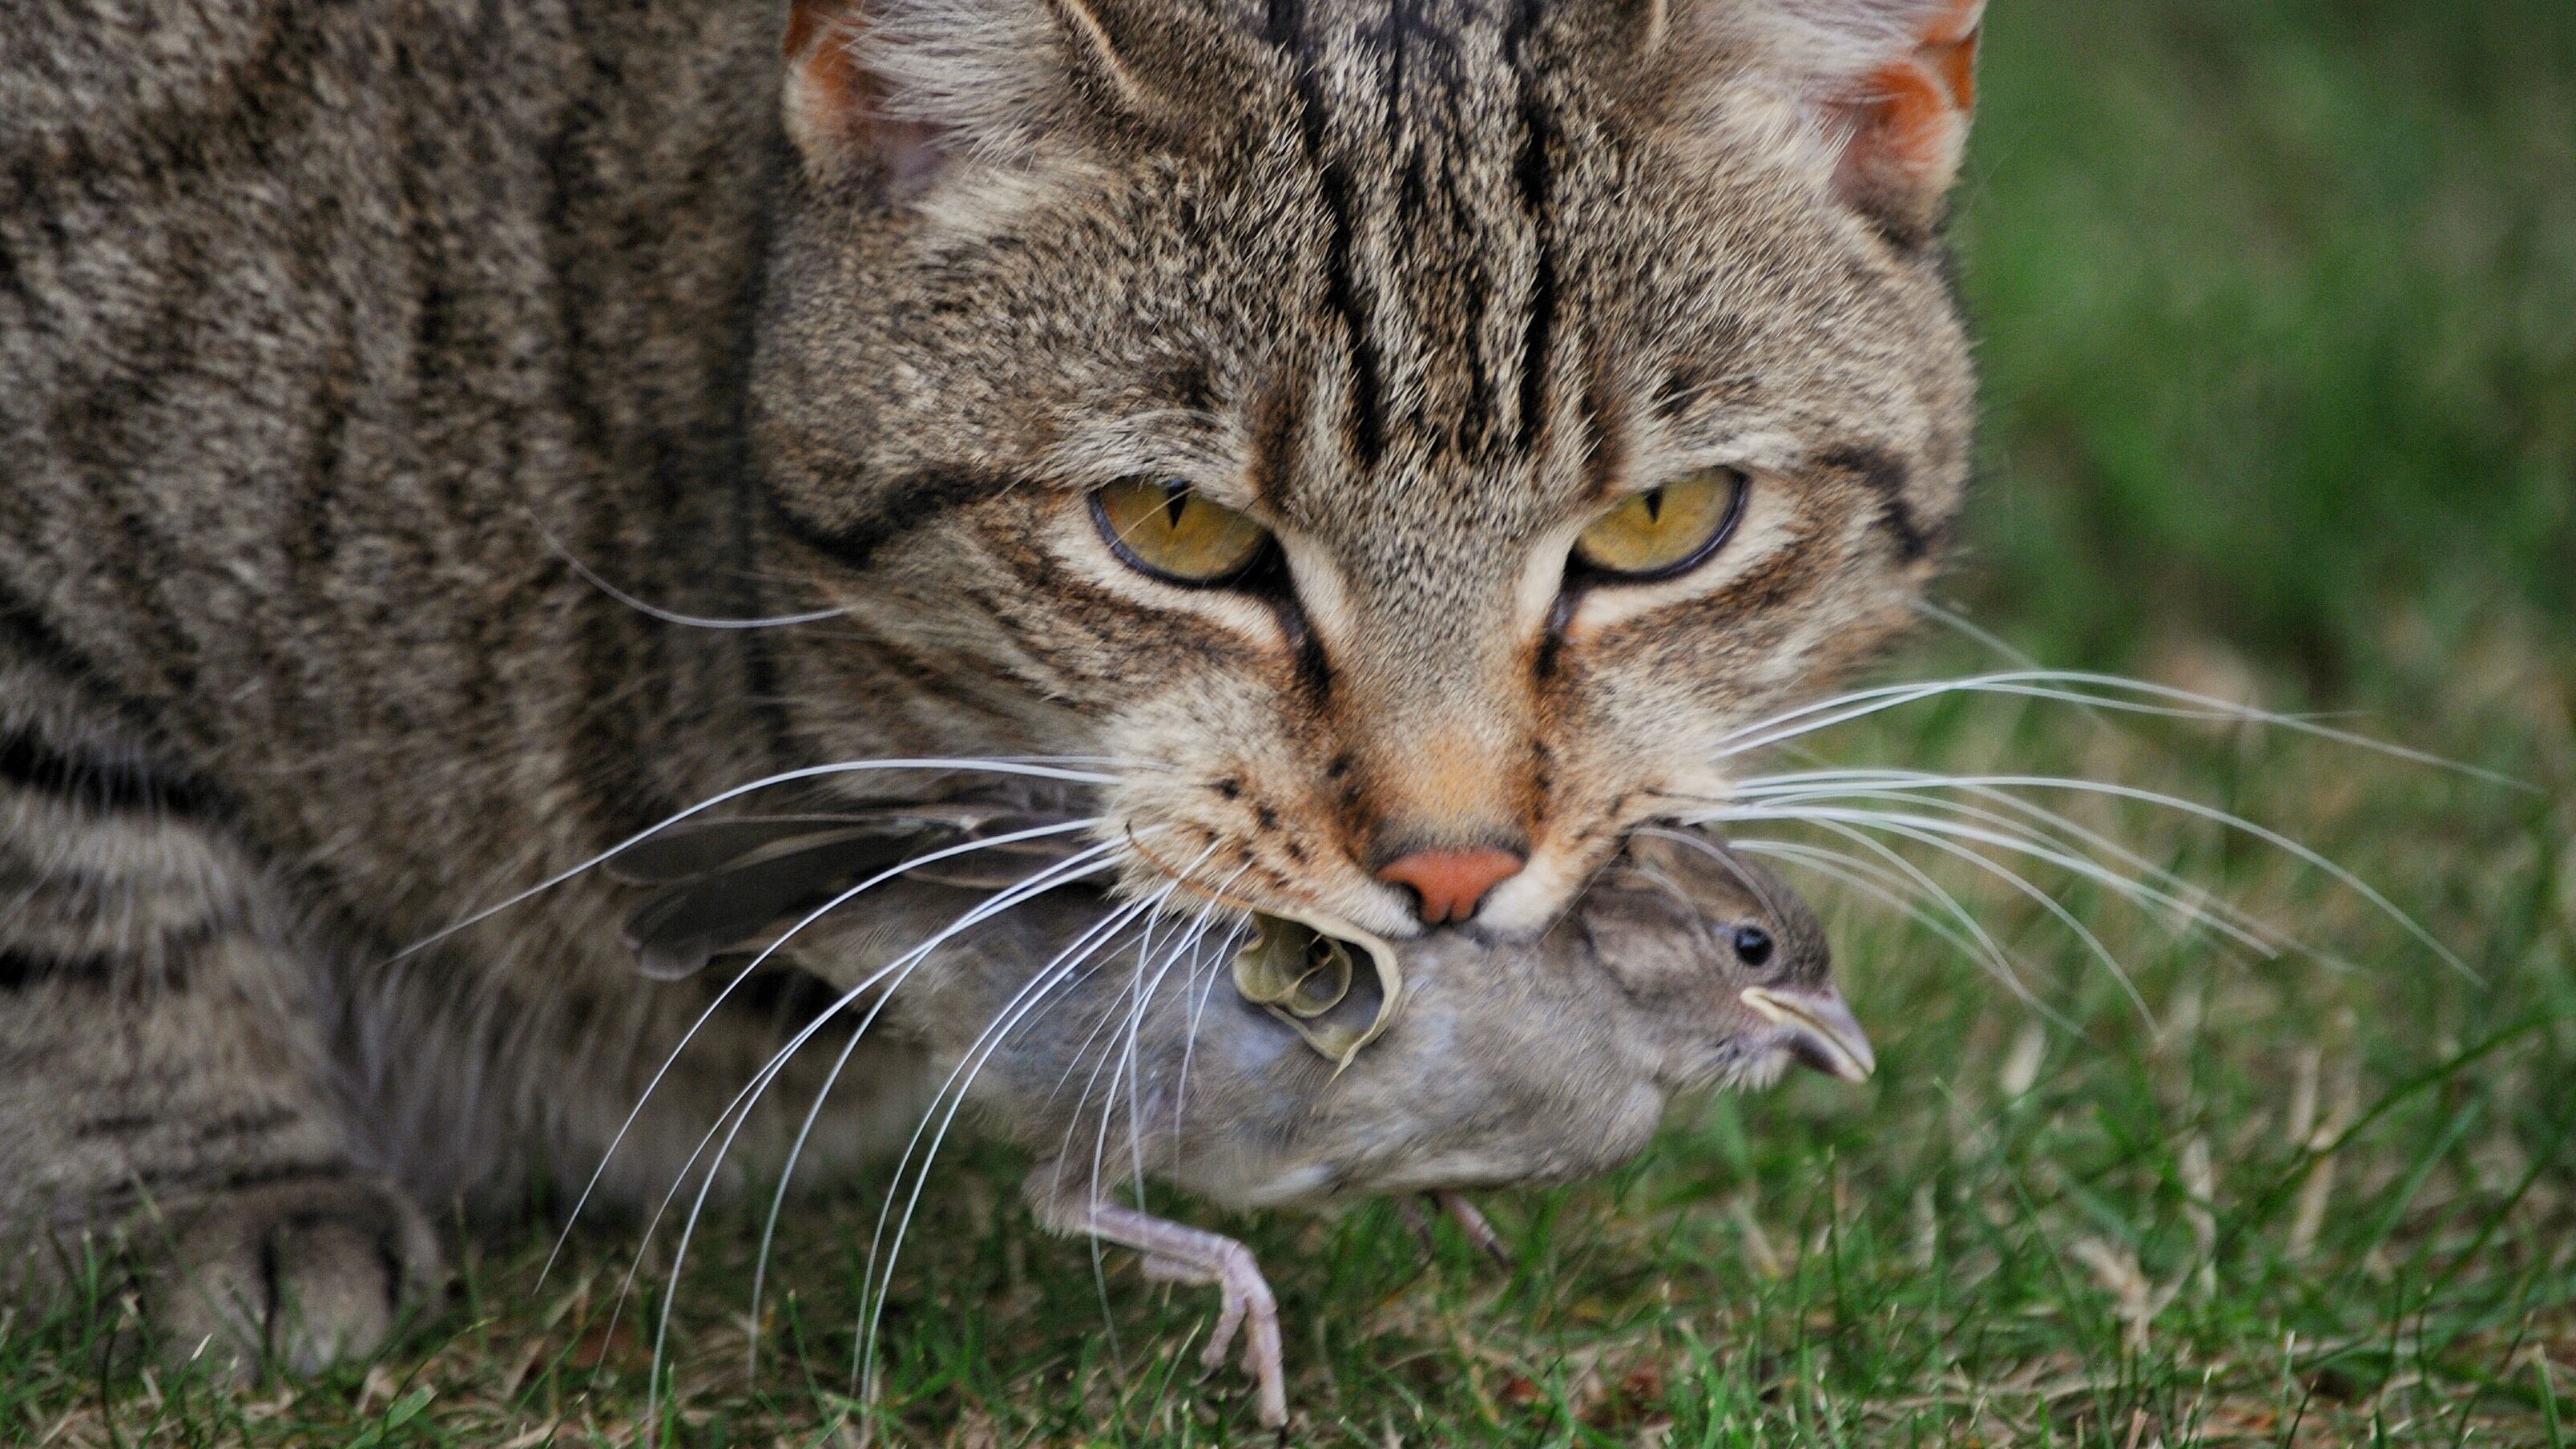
755, 0, 1980, 939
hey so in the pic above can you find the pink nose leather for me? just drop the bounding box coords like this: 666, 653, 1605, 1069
1376, 848, 1526, 925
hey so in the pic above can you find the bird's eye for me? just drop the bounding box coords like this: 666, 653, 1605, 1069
1092, 478, 1272, 585
1729, 924, 1775, 968
1571, 468, 1748, 580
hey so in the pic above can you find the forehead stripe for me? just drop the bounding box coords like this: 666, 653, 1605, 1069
1265, 0, 1387, 470
768, 466, 1014, 571
1817, 445, 1937, 563
1502, 0, 1554, 457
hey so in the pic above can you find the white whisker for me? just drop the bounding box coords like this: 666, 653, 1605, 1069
853, 866, 1203, 1411
534, 516, 849, 629
1731, 769, 2287, 948
1167, 874, 1256, 1166
1688, 826, 2035, 989
544, 817, 1106, 1290
1707, 670, 2526, 791
1709, 781, 2296, 961
1712, 769, 2466, 976
1781, 817, 2070, 1027
1911, 599, 2054, 679
1710, 805, 2152, 1020
636, 842, 1124, 1409
1727, 836, 2030, 975
390, 757, 1131, 964
1102, 892, 1232, 1210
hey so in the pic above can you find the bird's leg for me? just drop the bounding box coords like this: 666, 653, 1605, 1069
1398, 1193, 1514, 1269
1025, 1172, 1287, 1428
1438, 1193, 1514, 1267
1397, 1195, 1439, 1253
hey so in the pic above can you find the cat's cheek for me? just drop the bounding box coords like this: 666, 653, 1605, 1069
1088, 692, 1412, 934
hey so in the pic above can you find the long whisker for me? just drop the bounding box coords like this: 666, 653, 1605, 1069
1705, 782, 2295, 961
1050, 866, 1221, 1202
627, 842, 1119, 1360
1086, 902, 1225, 1365
1726, 836, 2032, 975
1100, 883, 1235, 1210
1659, 824, 2036, 990
1167, 876, 1256, 1168
1782, 817, 2071, 1027
390, 757, 1131, 963
1710, 769, 2468, 976
963, 850, 1221, 1388
1632, 824, 1804, 931
1706, 805, 2153, 1021
853, 870, 1199, 1414
1911, 599, 2052, 676
1036, 842, 1248, 1127
1707, 670, 2527, 790
635, 842, 1123, 1410
733, 837, 1139, 1374
534, 516, 849, 629
1727, 769, 2291, 950
1058, 898, 1217, 1375
579, 839, 1117, 1393
543, 817, 1107, 1289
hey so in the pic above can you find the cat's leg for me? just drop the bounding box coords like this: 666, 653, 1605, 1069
358, 953, 942, 1222
0, 643, 440, 1375
1024, 1165, 1288, 1428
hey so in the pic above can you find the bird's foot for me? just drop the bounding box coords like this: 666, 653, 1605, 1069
1032, 1181, 1286, 1428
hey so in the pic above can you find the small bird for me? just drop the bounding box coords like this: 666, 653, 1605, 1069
615, 816, 1869, 1429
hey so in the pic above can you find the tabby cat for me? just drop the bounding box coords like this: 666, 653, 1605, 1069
0, 0, 1978, 1372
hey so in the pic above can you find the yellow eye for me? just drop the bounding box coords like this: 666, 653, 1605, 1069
1571, 468, 1748, 579
1091, 478, 1272, 584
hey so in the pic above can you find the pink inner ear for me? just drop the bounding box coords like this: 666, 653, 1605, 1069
783, 0, 951, 190
1830, 0, 1983, 217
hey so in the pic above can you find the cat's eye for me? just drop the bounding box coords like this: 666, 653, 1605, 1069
1571, 468, 1748, 580
1091, 478, 1272, 584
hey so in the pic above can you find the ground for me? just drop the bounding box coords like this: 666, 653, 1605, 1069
5, 0, 2570, 1443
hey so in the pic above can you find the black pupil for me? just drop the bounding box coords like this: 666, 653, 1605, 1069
1731, 925, 1774, 967
1161, 483, 1190, 527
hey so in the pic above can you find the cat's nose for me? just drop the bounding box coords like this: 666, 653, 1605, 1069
1376, 848, 1526, 925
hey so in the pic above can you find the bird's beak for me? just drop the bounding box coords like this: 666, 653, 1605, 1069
1740, 987, 1877, 1083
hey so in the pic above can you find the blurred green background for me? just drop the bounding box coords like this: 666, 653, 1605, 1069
11, 3, 2570, 1444
1958, 0, 2574, 707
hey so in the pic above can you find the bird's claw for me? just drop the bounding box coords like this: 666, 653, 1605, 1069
1086, 1210, 1285, 1426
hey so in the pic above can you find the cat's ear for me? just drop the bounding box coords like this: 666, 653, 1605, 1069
782, 0, 942, 190
1707, 0, 1985, 237
783, 0, 1156, 192
1816, 0, 1982, 233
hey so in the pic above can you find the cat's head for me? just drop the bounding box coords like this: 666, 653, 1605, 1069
752, 0, 1981, 940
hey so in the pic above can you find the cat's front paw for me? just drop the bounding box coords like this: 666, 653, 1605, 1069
145, 1174, 445, 1378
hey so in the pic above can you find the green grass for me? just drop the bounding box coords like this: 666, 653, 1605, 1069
5, 1, 2570, 1443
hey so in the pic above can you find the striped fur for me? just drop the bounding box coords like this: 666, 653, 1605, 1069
2, 0, 1978, 1370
